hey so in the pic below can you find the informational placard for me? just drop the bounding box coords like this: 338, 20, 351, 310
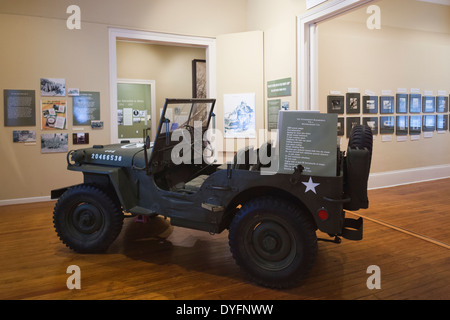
4, 90, 36, 126
73, 91, 100, 126
278, 111, 337, 177
267, 78, 291, 98
267, 99, 281, 130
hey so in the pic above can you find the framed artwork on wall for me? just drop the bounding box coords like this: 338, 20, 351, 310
327, 95, 344, 114
362, 117, 378, 135
192, 59, 206, 98
346, 117, 360, 138
436, 96, 448, 113
396, 94, 408, 113
380, 116, 395, 134
346, 93, 360, 114
409, 94, 422, 113
396, 116, 408, 136
436, 114, 448, 131
409, 115, 422, 135
422, 96, 435, 113
362, 96, 378, 114
380, 96, 395, 114
423, 115, 436, 132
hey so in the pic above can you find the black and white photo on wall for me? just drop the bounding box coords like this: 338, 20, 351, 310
362, 96, 378, 114
422, 115, 436, 132
327, 95, 344, 114
436, 114, 448, 131
396, 94, 408, 113
192, 59, 206, 98
346, 93, 360, 114
436, 96, 448, 113
396, 116, 408, 136
337, 117, 345, 136
380, 116, 395, 134
422, 96, 435, 113
346, 117, 360, 138
409, 115, 422, 135
362, 117, 378, 135
380, 96, 395, 114
40, 78, 66, 97
409, 94, 422, 113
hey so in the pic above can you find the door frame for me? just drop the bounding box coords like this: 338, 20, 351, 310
108, 27, 217, 143
297, 0, 374, 110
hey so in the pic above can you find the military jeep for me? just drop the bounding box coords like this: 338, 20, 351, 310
52, 98, 373, 288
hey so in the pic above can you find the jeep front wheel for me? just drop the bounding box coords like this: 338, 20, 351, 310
228, 197, 317, 288
53, 185, 123, 253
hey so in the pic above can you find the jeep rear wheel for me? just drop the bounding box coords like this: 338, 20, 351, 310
228, 197, 317, 288
53, 185, 123, 253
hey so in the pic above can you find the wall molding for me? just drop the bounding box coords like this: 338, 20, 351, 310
2, 164, 450, 206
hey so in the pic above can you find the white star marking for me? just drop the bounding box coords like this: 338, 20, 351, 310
302, 177, 320, 194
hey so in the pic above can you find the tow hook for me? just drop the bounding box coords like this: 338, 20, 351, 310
318, 235, 342, 244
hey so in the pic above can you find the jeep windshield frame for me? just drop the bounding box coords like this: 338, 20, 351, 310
148, 98, 216, 172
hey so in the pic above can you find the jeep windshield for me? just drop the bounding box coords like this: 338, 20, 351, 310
157, 98, 216, 134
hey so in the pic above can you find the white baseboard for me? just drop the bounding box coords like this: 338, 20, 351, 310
0, 196, 52, 207
368, 164, 450, 190
1, 165, 449, 206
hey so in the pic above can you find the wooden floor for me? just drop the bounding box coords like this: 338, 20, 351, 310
0, 179, 449, 300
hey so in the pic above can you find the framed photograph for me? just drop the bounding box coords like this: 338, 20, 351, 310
192, 59, 206, 98
380, 116, 395, 134
380, 96, 394, 114
409, 115, 422, 135
396, 94, 408, 113
223, 92, 256, 138
41, 100, 67, 130
436, 114, 448, 131
346, 93, 360, 114
13, 130, 36, 143
68, 88, 80, 96
346, 117, 360, 138
362, 117, 378, 135
327, 95, 344, 114
362, 96, 378, 114
422, 96, 435, 113
72, 132, 90, 145
423, 115, 436, 132
40, 78, 66, 96
337, 118, 345, 136
41, 133, 68, 153
73, 91, 100, 126
91, 120, 104, 129
436, 96, 448, 113
396, 116, 408, 136
409, 94, 421, 113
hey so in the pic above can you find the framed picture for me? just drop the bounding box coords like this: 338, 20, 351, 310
327, 95, 344, 114
409, 94, 421, 113
380, 96, 394, 114
223, 92, 256, 138
41, 133, 68, 153
40, 78, 66, 97
409, 115, 422, 135
436, 96, 448, 113
346, 117, 360, 138
396, 116, 408, 136
337, 117, 345, 136
346, 93, 360, 114
380, 116, 395, 134
362, 96, 378, 114
396, 94, 408, 113
72, 132, 90, 145
192, 59, 206, 98
13, 130, 36, 143
436, 114, 448, 131
362, 117, 379, 135
422, 96, 435, 113
422, 115, 436, 132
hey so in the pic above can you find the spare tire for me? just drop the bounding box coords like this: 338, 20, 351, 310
348, 124, 373, 154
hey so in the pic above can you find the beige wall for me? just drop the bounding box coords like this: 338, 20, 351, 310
318, 0, 450, 173
0, 0, 247, 202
